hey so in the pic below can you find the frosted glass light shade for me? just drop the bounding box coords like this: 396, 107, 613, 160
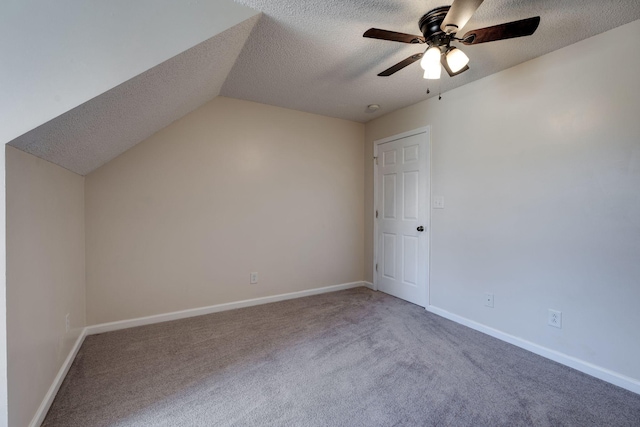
420, 46, 441, 79
420, 47, 441, 71
446, 47, 469, 73
423, 65, 441, 80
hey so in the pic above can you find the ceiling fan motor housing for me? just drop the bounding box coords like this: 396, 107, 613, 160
419, 6, 452, 46
363, 0, 541, 78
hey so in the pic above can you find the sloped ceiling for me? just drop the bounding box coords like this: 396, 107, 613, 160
6, 1, 640, 175
8, 16, 260, 175
222, 0, 640, 123
0, 0, 258, 146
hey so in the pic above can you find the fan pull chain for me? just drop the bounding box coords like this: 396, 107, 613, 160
426, 84, 442, 100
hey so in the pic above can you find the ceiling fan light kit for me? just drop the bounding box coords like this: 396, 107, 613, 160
423, 66, 442, 80
420, 46, 443, 79
445, 47, 469, 73
363, 0, 540, 80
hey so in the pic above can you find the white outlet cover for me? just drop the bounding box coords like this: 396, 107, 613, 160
484, 293, 494, 308
250, 272, 258, 284
548, 309, 562, 328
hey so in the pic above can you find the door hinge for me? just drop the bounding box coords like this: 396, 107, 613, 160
375, 210, 378, 219
375, 263, 378, 272
374, 156, 378, 165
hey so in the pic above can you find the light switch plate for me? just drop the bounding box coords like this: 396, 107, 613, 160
433, 196, 445, 209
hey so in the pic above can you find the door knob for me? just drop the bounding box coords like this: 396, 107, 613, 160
417, 226, 424, 232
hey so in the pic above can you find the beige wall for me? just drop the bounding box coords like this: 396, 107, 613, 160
6, 146, 85, 427
0, 146, 6, 426
365, 20, 640, 381
86, 96, 364, 324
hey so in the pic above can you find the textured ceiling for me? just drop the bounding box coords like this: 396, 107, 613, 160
8, 1, 640, 175
1, 0, 257, 146
8, 15, 260, 175
222, 0, 640, 122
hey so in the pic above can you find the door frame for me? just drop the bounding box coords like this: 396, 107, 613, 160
373, 126, 431, 306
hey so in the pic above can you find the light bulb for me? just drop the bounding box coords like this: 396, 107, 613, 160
420, 47, 441, 71
446, 47, 469, 73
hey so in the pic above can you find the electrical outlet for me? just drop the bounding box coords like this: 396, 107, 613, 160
484, 293, 494, 308
65, 313, 70, 333
548, 309, 562, 328
250, 272, 258, 284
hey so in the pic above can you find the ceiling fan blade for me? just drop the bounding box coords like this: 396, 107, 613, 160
378, 53, 423, 76
441, 0, 484, 33
441, 55, 469, 77
461, 16, 541, 45
364, 28, 425, 44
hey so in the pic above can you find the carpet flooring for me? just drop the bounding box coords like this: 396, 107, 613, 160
43, 287, 640, 426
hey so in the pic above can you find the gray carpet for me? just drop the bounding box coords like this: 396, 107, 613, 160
43, 287, 640, 426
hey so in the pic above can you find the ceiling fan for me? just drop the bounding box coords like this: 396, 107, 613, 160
363, 0, 540, 79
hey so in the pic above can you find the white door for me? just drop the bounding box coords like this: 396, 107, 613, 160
375, 129, 429, 307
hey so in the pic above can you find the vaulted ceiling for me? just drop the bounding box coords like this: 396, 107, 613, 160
8, 16, 260, 175
7, 0, 640, 175
1, 0, 257, 146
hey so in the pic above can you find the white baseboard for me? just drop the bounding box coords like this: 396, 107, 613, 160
29, 329, 87, 427
86, 281, 369, 335
426, 305, 640, 395
30, 281, 369, 426
44, 283, 629, 427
